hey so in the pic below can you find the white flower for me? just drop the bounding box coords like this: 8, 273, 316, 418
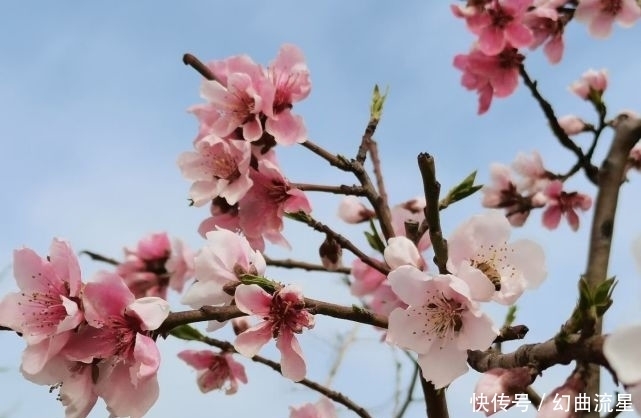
603, 324, 641, 415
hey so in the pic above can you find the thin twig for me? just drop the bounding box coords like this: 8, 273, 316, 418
182, 53, 218, 82
368, 140, 391, 228
191, 335, 373, 418
394, 363, 420, 418
264, 256, 351, 275
519, 65, 598, 184
324, 325, 360, 387
300, 139, 352, 171
80, 250, 120, 266
290, 183, 367, 196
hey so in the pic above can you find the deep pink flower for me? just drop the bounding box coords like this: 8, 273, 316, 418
337, 196, 376, 224
265, 44, 312, 145
574, 0, 641, 38
0, 239, 84, 375
447, 211, 547, 305
385, 268, 498, 388
523, 0, 566, 63
182, 228, 266, 331
290, 397, 337, 418
200, 55, 275, 142
542, 180, 592, 231
117, 233, 195, 299
454, 46, 524, 114
234, 284, 314, 382
64, 272, 169, 418
238, 159, 312, 250
569, 69, 608, 100
178, 349, 248, 394
462, 0, 535, 56
178, 134, 254, 206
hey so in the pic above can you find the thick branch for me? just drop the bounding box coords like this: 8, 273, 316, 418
264, 256, 351, 275
290, 183, 367, 196
80, 250, 119, 266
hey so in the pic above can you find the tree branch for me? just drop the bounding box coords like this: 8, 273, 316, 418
182, 53, 218, 82
80, 250, 120, 266
290, 183, 367, 196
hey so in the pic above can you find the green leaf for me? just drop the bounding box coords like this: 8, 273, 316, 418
370, 84, 389, 121
504, 305, 517, 327
239, 274, 278, 292
440, 171, 483, 209
169, 325, 205, 342
364, 219, 386, 254
284, 211, 311, 223
578, 277, 593, 310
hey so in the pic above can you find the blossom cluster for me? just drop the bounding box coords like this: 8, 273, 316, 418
178, 44, 313, 251
452, 0, 641, 113
0, 239, 171, 418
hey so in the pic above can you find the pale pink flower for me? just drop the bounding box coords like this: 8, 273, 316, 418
575, 0, 641, 38
384, 236, 425, 270
337, 196, 375, 224
447, 211, 547, 305
117, 233, 195, 299
523, 0, 566, 63
0, 238, 84, 375
368, 282, 407, 318
512, 150, 551, 194
238, 159, 312, 250
627, 143, 641, 172
234, 284, 314, 382
290, 397, 337, 418
603, 324, 641, 413
569, 68, 608, 100
536, 373, 585, 418
542, 180, 592, 231
558, 115, 588, 135
482, 163, 518, 208
200, 55, 275, 142
23, 355, 98, 418
454, 46, 524, 114
64, 272, 170, 418
473, 367, 532, 415
390, 197, 431, 252
178, 134, 253, 206
265, 44, 312, 145
350, 258, 386, 297
386, 268, 498, 388
178, 349, 248, 394
462, 0, 535, 56
182, 229, 266, 331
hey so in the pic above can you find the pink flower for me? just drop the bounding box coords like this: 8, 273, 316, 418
473, 367, 532, 415
603, 324, 641, 413
117, 233, 195, 299
390, 197, 431, 252
234, 284, 314, 382
264, 44, 312, 145
385, 268, 498, 388
0, 239, 84, 375
368, 282, 407, 318
536, 373, 585, 418
200, 55, 275, 142
447, 211, 547, 305
512, 151, 551, 194
569, 69, 608, 100
453, 46, 524, 114
181, 229, 266, 331
384, 236, 425, 270
575, 0, 641, 38
523, 0, 566, 63
64, 272, 170, 418
177, 134, 253, 206
462, 0, 535, 56
290, 397, 337, 418
337, 196, 376, 224
178, 349, 248, 394
350, 258, 386, 296
558, 115, 588, 135
542, 180, 592, 231
238, 159, 312, 250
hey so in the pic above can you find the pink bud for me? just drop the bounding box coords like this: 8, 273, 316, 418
474, 367, 532, 416
569, 69, 608, 100
557, 115, 587, 135
319, 235, 342, 271
337, 196, 375, 223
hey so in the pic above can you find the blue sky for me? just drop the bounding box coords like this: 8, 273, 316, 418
1, 1, 640, 417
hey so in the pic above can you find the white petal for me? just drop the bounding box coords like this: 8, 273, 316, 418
127, 297, 171, 331
603, 324, 641, 385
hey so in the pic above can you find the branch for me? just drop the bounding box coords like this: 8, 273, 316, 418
368, 140, 390, 217
300, 139, 352, 171
191, 335, 373, 418
324, 325, 360, 387
420, 379, 449, 418
519, 65, 598, 184
394, 363, 420, 418
290, 183, 367, 196
417, 153, 449, 274
80, 250, 120, 266
182, 53, 217, 82
264, 256, 351, 275
290, 212, 390, 275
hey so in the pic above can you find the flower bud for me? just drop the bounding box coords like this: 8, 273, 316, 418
557, 115, 587, 135
337, 196, 375, 223
473, 367, 532, 416
319, 235, 342, 271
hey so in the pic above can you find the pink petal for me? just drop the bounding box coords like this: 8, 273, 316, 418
234, 284, 273, 316
178, 349, 215, 370
417, 347, 469, 389
542, 206, 562, 230
48, 239, 82, 296
21, 333, 71, 375
82, 272, 134, 326
544, 35, 564, 64
384, 237, 422, 270
234, 322, 273, 357
387, 266, 432, 306
126, 297, 170, 331
478, 26, 506, 56
276, 330, 307, 381
589, 13, 615, 38
13, 248, 59, 293
265, 110, 307, 145
132, 333, 161, 382
618, 0, 641, 26
386, 307, 435, 354
96, 360, 159, 418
